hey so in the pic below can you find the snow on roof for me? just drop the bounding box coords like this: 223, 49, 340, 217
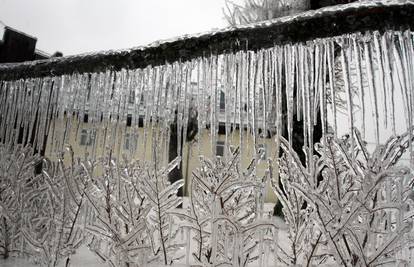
4, 26, 37, 41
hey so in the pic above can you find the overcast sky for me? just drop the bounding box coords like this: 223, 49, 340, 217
0, 0, 228, 56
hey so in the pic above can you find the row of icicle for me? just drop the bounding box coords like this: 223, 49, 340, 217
1, 30, 414, 167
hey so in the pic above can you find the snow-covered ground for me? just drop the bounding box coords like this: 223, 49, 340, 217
0, 245, 102, 267
0, 221, 289, 267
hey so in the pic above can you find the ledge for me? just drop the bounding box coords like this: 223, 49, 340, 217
1, 0, 414, 80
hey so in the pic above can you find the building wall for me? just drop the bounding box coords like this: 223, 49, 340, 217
45, 118, 278, 203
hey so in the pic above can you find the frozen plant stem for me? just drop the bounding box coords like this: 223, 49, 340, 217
1, 217, 9, 259
154, 167, 169, 265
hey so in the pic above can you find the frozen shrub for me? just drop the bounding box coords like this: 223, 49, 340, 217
0, 144, 42, 260
83, 152, 150, 267
274, 130, 414, 266
172, 148, 280, 267
22, 147, 91, 267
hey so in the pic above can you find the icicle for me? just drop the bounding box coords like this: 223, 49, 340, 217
274, 46, 283, 160
10, 80, 21, 146
320, 41, 328, 137
309, 42, 315, 148
327, 40, 337, 136
177, 63, 186, 161
6, 80, 16, 145
14, 79, 26, 146
301, 45, 309, 160
381, 31, 396, 134
158, 64, 171, 163
88, 73, 98, 125
246, 51, 253, 153
313, 42, 321, 126
152, 66, 164, 160
20, 80, 32, 147
111, 71, 123, 158
196, 58, 203, 155
352, 35, 366, 139
252, 51, 259, 154
284, 45, 294, 148
17, 79, 28, 146
339, 37, 355, 163
26, 78, 43, 150
209, 56, 216, 157
373, 31, 388, 129
224, 54, 233, 157
40, 77, 56, 154
101, 71, 115, 153
263, 49, 271, 139
163, 64, 175, 164
232, 54, 239, 146
33, 78, 43, 151
143, 67, 154, 161
295, 44, 302, 122
129, 69, 138, 130
0, 81, 7, 142
77, 74, 91, 151
17, 80, 27, 146
363, 35, 380, 144
120, 69, 130, 129
267, 49, 276, 135
136, 68, 145, 130
10, 80, 19, 145
200, 57, 208, 132
261, 50, 267, 139
389, 35, 409, 132
297, 43, 306, 145
77, 74, 88, 133
306, 44, 315, 175
3, 80, 16, 144
181, 62, 192, 162
239, 51, 246, 160
3, 80, 16, 146
199, 58, 207, 155
213, 56, 219, 158
18, 79, 31, 147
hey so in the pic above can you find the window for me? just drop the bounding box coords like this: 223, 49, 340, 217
126, 114, 132, 127
140, 94, 145, 106
79, 129, 96, 146
124, 133, 138, 152
216, 140, 225, 157
128, 90, 135, 104
219, 91, 225, 111
258, 143, 267, 160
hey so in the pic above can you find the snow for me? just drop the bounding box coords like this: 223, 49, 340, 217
0, 246, 103, 267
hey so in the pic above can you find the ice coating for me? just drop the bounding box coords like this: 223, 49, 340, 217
1, 12, 414, 267
0, 30, 412, 163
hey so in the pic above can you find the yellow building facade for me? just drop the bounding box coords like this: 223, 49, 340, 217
45, 117, 278, 203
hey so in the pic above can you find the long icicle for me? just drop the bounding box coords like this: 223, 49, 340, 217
373, 31, 388, 129
363, 35, 380, 144
340, 37, 355, 163
327, 40, 337, 136
381, 31, 396, 135
352, 34, 366, 139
